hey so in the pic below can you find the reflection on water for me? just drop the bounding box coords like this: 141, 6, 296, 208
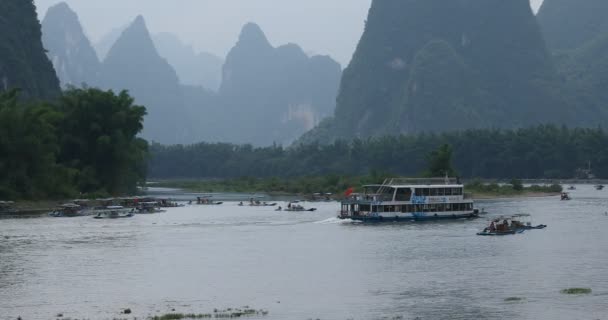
1, 185, 608, 319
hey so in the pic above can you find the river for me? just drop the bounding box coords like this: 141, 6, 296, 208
1, 185, 607, 320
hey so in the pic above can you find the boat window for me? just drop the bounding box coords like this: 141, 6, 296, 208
446, 204, 452, 211
429, 188, 437, 196
360, 204, 371, 212
445, 188, 452, 196
437, 188, 445, 196
452, 188, 462, 195
437, 204, 444, 212
395, 188, 412, 201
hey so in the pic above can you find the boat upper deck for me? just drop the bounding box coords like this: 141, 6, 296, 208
344, 177, 472, 204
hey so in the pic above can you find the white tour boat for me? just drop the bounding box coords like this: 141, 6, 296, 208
339, 178, 480, 222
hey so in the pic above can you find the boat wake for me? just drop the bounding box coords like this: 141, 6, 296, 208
314, 217, 360, 224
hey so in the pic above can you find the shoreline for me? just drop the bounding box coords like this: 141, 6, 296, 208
471, 192, 560, 200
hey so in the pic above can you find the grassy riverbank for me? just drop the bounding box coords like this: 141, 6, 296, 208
152, 177, 563, 199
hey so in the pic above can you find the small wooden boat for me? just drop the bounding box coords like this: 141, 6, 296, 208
239, 202, 277, 207
136, 202, 165, 214
48, 203, 88, 217
518, 224, 547, 230
477, 230, 522, 236
93, 206, 135, 219
284, 203, 317, 212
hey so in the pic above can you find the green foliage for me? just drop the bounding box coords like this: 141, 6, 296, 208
560, 288, 592, 295
150, 125, 608, 180
0, 88, 147, 200
511, 179, 524, 191
425, 144, 456, 177
57, 88, 148, 195
465, 181, 561, 196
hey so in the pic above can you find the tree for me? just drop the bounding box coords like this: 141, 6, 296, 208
57, 88, 148, 195
424, 144, 457, 178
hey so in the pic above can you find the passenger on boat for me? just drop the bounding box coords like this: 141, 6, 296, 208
489, 222, 496, 232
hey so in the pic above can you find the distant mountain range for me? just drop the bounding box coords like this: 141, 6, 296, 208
0, 0, 60, 100
301, 0, 605, 143
11, 0, 608, 147
38, 2, 342, 145
41, 2, 100, 89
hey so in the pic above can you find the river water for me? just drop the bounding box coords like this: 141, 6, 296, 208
1, 186, 607, 320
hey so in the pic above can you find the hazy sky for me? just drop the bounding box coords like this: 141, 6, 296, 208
34, 0, 545, 66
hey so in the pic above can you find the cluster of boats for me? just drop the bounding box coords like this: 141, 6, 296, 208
47, 197, 177, 219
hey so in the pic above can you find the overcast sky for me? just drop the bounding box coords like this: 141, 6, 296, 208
33, 0, 545, 66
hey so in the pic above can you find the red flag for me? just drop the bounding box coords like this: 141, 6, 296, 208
344, 187, 354, 197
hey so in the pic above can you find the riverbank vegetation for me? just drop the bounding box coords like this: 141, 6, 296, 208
149, 125, 608, 180
154, 176, 563, 198
0, 88, 148, 200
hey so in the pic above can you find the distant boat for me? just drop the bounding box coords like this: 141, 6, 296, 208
0, 201, 18, 214
595, 185, 605, 191
48, 203, 87, 217
136, 202, 165, 214
560, 192, 571, 201
567, 185, 576, 190
93, 206, 135, 219
239, 201, 277, 207
284, 202, 317, 212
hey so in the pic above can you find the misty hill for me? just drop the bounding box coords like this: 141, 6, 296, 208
41, 2, 101, 88
303, 0, 575, 141
153, 33, 223, 91
537, 0, 608, 51
95, 26, 125, 61
99, 15, 192, 144
0, 0, 60, 100
218, 23, 341, 145
538, 0, 608, 124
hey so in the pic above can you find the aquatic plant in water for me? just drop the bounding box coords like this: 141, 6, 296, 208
560, 288, 592, 294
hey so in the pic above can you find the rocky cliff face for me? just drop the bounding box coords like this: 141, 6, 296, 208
41, 2, 101, 88
325, 0, 570, 140
218, 23, 341, 145
99, 16, 190, 144
0, 0, 60, 100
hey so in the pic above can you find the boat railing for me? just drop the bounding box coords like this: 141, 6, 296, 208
382, 177, 459, 186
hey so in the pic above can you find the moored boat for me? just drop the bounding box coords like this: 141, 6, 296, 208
0, 201, 18, 214
339, 177, 478, 222
48, 203, 87, 217
93, 206, 135, 219
136, 202, 165, 214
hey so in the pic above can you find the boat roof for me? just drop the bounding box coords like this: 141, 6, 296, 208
106, 206, 124, 209
60, 203, 81, 208
363, 184, 463, 189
